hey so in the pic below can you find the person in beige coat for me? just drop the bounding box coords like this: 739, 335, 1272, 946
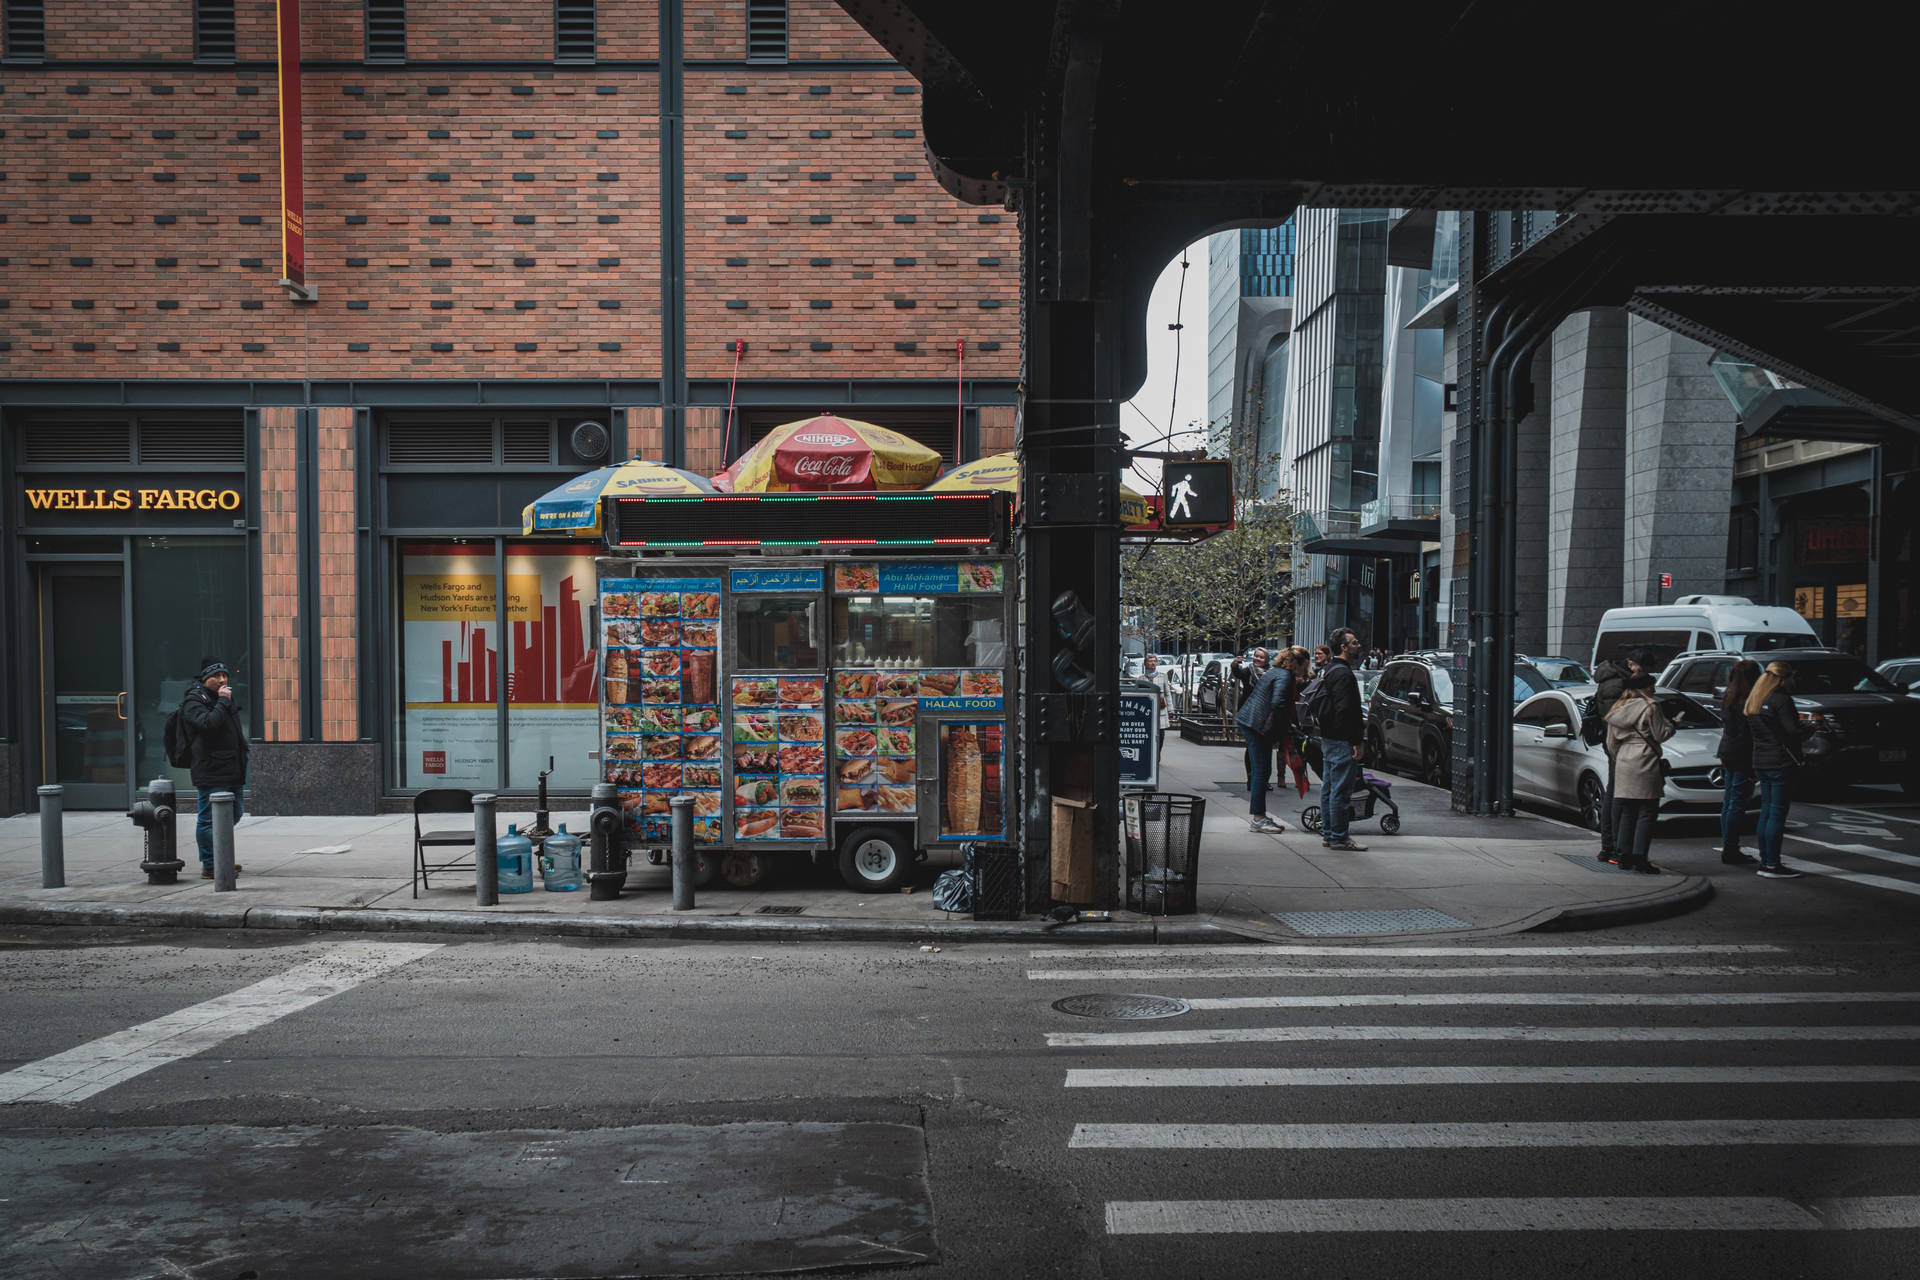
1602, 673, 1674, 874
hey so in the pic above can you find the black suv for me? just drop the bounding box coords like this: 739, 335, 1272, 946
1657, 647, 1920, 796
1365, 655, 1557, 787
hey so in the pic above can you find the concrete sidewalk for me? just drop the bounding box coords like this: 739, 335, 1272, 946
0, 737, 1709, 943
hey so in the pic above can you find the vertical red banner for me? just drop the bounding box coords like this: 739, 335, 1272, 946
275, 0, 306, 289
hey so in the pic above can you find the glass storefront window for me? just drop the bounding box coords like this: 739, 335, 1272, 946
131, 537, 250, 793
831, 596, 1006, 667
734, 595, 822, 670
504, 544, 601, 790
395, 541, 501, 788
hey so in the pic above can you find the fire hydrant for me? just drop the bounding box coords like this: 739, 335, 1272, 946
587, 781, 627, 901
128, 777, 185, 884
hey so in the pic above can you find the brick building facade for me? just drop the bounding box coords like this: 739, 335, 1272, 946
0, 0, 1020, 816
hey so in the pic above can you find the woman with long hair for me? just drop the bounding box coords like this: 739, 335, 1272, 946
1272, 647, 1314, 798
1715, 659, 1763, 866
1602, 673, 1674, 873
1746, 661, 1811, 879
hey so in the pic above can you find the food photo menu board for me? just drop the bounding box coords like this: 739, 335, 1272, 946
831, 666, 1007, 816
732, 675, 827, 841
601, 577, 723, 844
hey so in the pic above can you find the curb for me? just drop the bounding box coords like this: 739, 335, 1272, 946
1528, 874, 1714, 932
0, 898, 1235, 946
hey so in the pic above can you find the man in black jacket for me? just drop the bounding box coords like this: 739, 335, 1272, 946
1316, 628, 1368, 851
179, 656, 248, 879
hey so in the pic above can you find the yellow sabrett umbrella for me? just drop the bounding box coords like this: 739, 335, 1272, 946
521, 459, 714, 538
712, 413, 945, 492
925, 451, 1157, 526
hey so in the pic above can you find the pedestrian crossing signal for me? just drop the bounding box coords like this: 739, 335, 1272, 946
1160, 461, 1232, 526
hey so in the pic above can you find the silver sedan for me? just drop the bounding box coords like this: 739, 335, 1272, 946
1510, 688, 1753, 831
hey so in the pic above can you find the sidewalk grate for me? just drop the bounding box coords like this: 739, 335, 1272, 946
755, 905, 805, 915
1272, 907, 1472, 935
1558, 852, 1639, 875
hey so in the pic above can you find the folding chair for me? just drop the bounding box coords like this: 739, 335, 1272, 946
413, 788, 476, 898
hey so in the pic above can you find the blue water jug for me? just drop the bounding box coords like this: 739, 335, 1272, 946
540, 824, 583, 892
496, 824, 535, 894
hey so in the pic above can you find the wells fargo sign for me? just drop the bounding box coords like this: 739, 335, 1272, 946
22, 485, 243, 514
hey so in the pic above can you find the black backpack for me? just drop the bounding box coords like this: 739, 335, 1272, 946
1296, 671, 1330, 736
162, 702, 194, 768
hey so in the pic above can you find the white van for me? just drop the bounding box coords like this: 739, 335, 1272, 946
1589, 596, 1819, 674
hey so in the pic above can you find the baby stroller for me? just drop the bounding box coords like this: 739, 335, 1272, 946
1300, 770, 1401, 835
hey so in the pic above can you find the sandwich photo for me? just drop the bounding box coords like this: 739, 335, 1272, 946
834, 671, 877, 699
684, 734, 721, 760
733, 713, 778, 743
837, 785, 877, 812
641, 735, 682, 760
881, 757, 915, 784
836, 699, 876, 725
736, 809, 780, 839
838, 756, 875, 783
605, 736, 641, 761
880, 672, 920, 699
918, 670, 959, 697
778, 712, 825, 741
732, 677, 777, 707
639, 707, 682, 734
681, 707, 720, 734
880, 699, 916, 726
780, 808, 825, 839
735, 778, 779, 807
782, 777, 825, 807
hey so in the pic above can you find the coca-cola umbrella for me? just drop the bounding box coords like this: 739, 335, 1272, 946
710, 413, 945, 492
520, 458, 714, 538
923, 451, 1157, 526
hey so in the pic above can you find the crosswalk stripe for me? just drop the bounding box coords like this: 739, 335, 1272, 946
1806, 801, 1920, 827
1103, 1196, 1920, 1234
1034, 944, 1789, 959
1045, 1024, 1920, 1047
0, 942, 442, 1106
1071, 1119, 1920, 1149
1066, 1065, 1920, 1088
1766, 854, 1920, 899
1785, 832, 1920, 870
1028, 964, 1837, 981
1184, 991, 1920, 1010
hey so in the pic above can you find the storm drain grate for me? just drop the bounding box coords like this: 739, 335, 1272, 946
1052, 993, 1192, 1020
755, 905, 805, 915
1272, 908, 1473, 935
1559, 852, 1639, 875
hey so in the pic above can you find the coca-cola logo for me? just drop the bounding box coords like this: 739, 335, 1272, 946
793, 455, 859, 479
793, 431, 858, 448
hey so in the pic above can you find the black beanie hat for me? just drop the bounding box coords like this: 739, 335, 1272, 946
198, 657, 230, 681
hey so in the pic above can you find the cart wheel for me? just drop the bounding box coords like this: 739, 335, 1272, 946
1301, 805, 1322, 833
721, 849, 766, 889
838, 825, 912, 892
1379, 812, 1401, 835
694, 850, 719, 888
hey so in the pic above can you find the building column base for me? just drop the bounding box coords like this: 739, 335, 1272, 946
248, 742, 383, 816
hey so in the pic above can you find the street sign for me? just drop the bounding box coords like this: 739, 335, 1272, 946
1118, 687, 1159, 789
1159, 460, 1233, 526
1659, 572, 1672, 588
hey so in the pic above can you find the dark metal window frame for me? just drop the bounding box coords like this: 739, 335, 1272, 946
193, 0, 237, 65
745, 0, 787, 63
554, 0, 595, 64
3, 0, 45, 63
364, 0, 406, 66
380, 413, 583, 472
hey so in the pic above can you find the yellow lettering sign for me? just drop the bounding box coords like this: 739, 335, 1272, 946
23, 486, 241, 515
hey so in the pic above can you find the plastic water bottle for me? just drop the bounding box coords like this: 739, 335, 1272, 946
496, 824, 535, 894
540, 824, 583, 892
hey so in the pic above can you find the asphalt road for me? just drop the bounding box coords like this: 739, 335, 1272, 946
3, 793, 1919, 1279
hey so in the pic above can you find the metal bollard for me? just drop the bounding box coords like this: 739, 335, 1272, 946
474, 793, 499, 906
587, 782, 626, 901
209, 790, 238, 891
669, 795, 695, 911
38, 785, 64, 889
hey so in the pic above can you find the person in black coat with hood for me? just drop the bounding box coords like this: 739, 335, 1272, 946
1746, 661, 1812, 879
179, 656, 248, 879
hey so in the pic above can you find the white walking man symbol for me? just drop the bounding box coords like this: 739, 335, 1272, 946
1167, 472, 1198, 520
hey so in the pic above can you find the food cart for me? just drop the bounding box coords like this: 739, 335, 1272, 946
595, 491, 1016, 892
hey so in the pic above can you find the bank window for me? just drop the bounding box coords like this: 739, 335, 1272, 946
503, 544, 601, 790
734, 595, 822, 670
832, 596, 1007, 668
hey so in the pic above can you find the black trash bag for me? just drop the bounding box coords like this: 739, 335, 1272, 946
933, 868, 971, 913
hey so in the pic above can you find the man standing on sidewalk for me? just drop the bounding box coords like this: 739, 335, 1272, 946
1315, 628, 1367, 851
179, 656, 248, 880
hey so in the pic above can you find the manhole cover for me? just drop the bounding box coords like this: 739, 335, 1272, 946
1272, 907, 1472, 935
756, 905, 805, 915
1052, 993, 1192, 1020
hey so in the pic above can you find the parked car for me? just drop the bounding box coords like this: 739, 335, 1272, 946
1355, 668, 1382, 722
1876, 656, 1920, 696
1656, 647, 1920, 796
1590, 595, 1819, 675
1366, 656, 1562, 786
1522, 654, 1593, 687
1510, 687, 1746, 830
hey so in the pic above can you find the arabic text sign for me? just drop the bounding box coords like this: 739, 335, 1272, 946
729, 567, 825, 593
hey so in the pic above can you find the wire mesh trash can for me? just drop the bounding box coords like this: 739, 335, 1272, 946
965, 842, 1023, 921
1123, 793, 1205, 916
